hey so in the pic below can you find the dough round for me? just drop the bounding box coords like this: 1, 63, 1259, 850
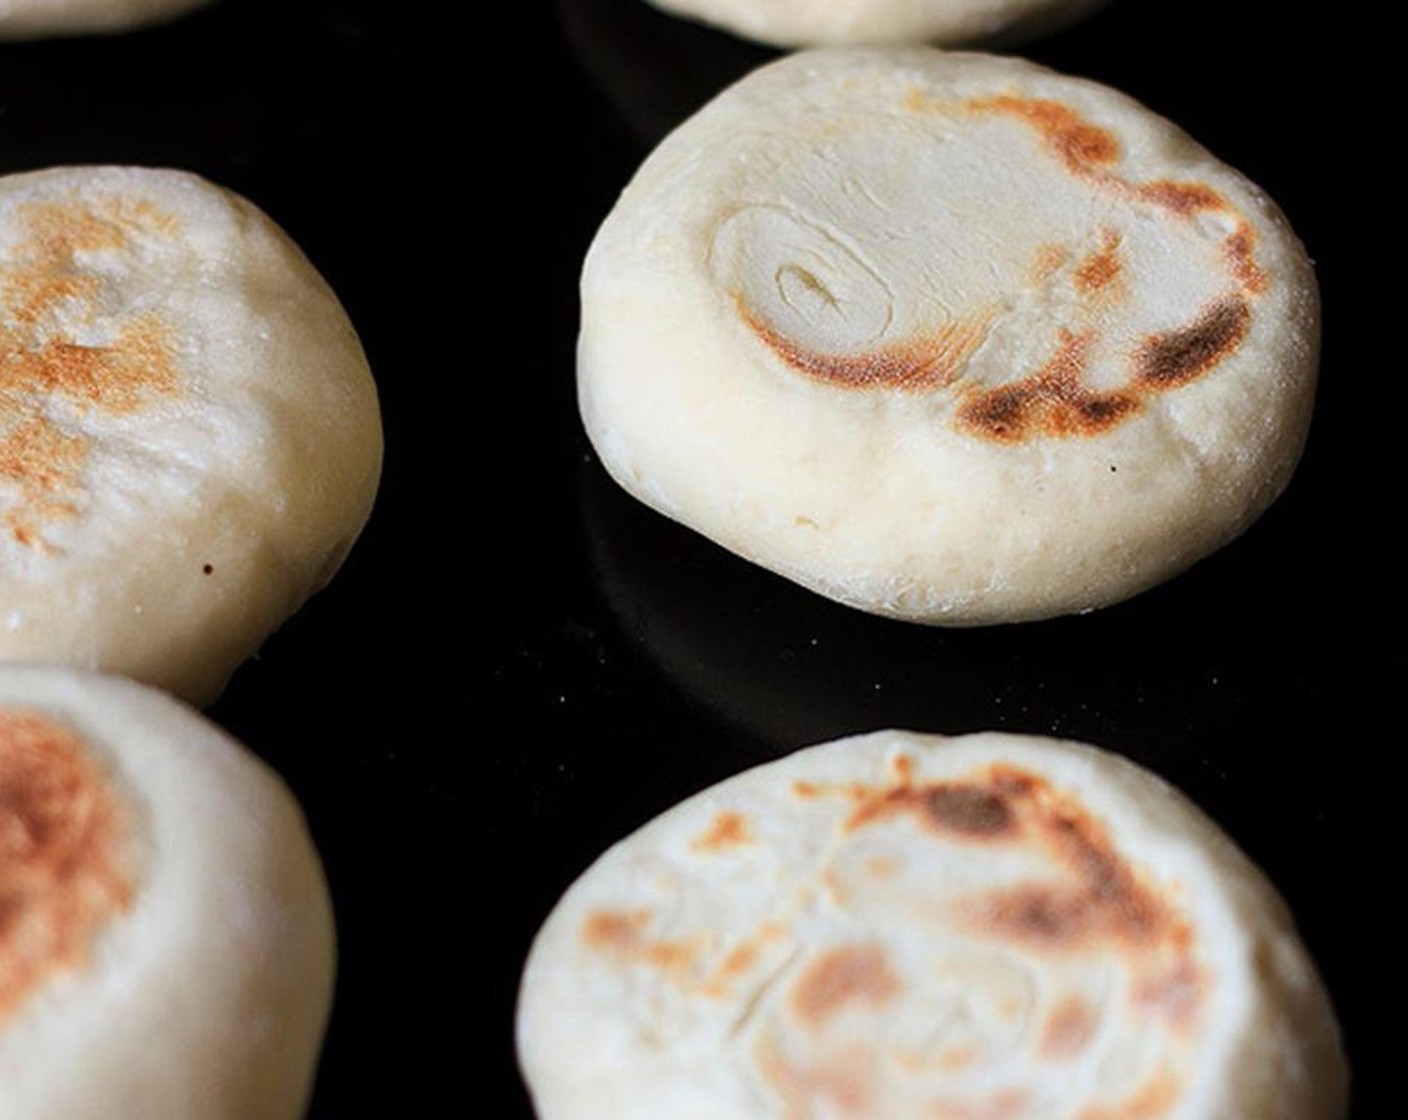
0, 0, 210, 39
517, 729, 1347, 1120
0, 166, 382, 703
643, 0, 1103, 47
578, 49, 1318, 625
0, 664, 334, 1120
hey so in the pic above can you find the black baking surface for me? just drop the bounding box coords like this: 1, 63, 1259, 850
1, 0, 1388, 1114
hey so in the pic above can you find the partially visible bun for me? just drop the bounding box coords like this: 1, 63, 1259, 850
0, 166, 382, 704
642, 0, 1105, 47
518, 729, 1347, 1120
0, 664, 334, 1120
0, 0, 211, 39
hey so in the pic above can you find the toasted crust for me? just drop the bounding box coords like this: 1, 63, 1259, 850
517, 730, 1347, 1120
0, 708, 133, 1028
579, 49, 1318, 624
0, 167, 382, 703
0, 664, 335, 1120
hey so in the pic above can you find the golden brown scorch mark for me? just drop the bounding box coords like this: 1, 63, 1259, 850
692, 810, 753, 852
955, 293, 1251, 441
580, 908, 699, 974
966, 95, 1122, 173
0, 708, 134, 1025
1079, 1069, 1181, 1120
1136, 298, 1251, 388
791, 943, 899, 1027
956, 330, 1141, 442
739, 299, 989, 392
839, 756, 1206, 1012
967, 96, 1271, 308
741, 92, 1273, 446
1074, 230, 1123, 294
0, 197, 181, 549
1041, 994, 1098, 1057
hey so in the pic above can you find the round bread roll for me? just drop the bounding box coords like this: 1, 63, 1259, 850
518, 730, 1347, 1119
579, 49, 1318, 625
0, 664, 334, 1120
0, 166, 382, 703
642, 0, 1103, 47
0, 0, 210, 39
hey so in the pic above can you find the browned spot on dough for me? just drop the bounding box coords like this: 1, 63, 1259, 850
1224, 223, 1269, 295
740, 299, 989, 391
691, 810, 752, 852
957, 330, 1140, 442
1029, 244, 1068, 284
581, 908, 648, 950
700, 921, 783, 997
1134, 956, 1205, 1029
930, 1090, 1032, 1120
715, 939, 762, 982
792, 780, 820, 799
1079, 1069, 1181, 1120
1137, 180, 1226, 216
0, 416, 83, 537
935, 1042, 979, 1072
925, 786, 1013, 835
847, 766, 1018, 841
1136, 297, 1251, 388
580, 908, 698, 973
1, 196, 181, 549
1074, 230, 1122, 293
968, 95, 1121, 172
1041, 994, 1099, 1057
0, 708, 134, 1026
759, 1038, 874, 1119
964, 792, 1183, 955
791, 943, 899, 1027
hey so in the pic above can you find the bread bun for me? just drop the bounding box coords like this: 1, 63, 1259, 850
579, 49, 1317, 625
0, 664, 334, 1120
518, 729, 1347, 1119
0, 166, 382, 703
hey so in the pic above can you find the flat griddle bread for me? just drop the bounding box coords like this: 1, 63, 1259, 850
643, 0, 1105, 47
0, 166, 382, 704
0, 665, 334, 1120
517, 729, 1347, 1119
578, 48, 1318, 625
0, 0, 210, 39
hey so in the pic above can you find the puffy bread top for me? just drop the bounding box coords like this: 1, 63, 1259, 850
0, 0, 211, 39
518, 731, 1347, 1120
645, 0, 1105, 47
579, 49, 1318, 623
0, 166, 382, 703
0, 665, 334, 1120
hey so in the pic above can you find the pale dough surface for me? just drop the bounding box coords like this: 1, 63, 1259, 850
518, 729, 1347, 1120
0, 166, 382, 703
645, 0, 1104, 47
0, 0, 210, 38
579, 49, 1318, 625
0, 664, 335, 1120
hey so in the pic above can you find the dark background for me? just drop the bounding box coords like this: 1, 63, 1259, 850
1, 0, 1388, 1114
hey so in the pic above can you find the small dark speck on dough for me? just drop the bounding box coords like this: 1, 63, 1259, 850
202, 564, 214, 575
